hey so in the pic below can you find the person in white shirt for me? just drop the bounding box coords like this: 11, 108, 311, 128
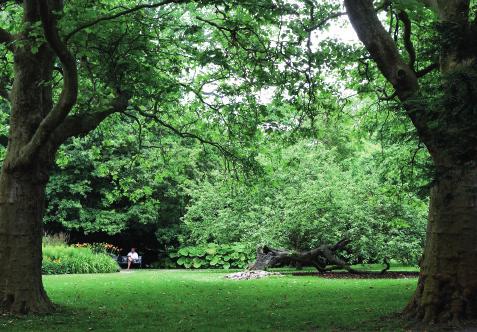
127, 248, 139, 270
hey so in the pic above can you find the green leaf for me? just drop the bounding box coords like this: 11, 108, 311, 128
192, 258, 203, 268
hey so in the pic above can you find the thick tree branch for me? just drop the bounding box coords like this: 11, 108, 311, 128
16, 1, 78, 166
249, 239, 390, 274
397, 11, 416, 70
344, 0, 418, 100
344, 0, 435, 152
49, 92, 130, 146
416, 63, 438, 77
65, 0, 186, 42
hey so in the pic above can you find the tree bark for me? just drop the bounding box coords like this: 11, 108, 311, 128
0, 54, 56, 313
0, 10, 57, 313
0, 168, 54, 314
404, 164, 477, 323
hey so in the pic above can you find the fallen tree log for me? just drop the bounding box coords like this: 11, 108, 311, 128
248, 239, 389, 274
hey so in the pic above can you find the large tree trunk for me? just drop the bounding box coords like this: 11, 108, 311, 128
344, 0, 477, 324
0, 23, 56, 313
0, 168, 54, 314
404, 164, 477, 323
0, 0, 128, 316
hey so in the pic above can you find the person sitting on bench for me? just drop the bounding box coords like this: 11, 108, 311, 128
127, 248, 139, 270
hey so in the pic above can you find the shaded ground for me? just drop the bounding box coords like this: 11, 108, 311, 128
1, 269, 418, 331
291, 271, 419, 279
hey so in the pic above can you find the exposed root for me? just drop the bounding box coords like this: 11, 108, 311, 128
0, 289, 55, 315
403, 274, 477, 328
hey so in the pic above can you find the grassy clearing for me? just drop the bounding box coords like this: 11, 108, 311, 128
2, 270, 417, 332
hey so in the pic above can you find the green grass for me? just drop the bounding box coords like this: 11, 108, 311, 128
269, 263, 420, 274
2, 270, 418, 332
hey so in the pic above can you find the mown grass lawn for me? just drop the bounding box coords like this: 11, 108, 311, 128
2, 269, 417, 332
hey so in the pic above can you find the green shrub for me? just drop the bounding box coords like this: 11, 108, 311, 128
42, 245, 120, 275
170, 243, 255, 269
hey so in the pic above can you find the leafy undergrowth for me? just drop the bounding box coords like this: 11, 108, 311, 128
42, 245, 120, 275
170, 243, 255, 269
2, 270, 417, 332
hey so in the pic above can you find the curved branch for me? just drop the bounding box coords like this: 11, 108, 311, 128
397, 10, 416, 70
65, 0, 186, 42
416, 63, 438, 78
344, 0, 435, 153
344, 0, 418, 100
49, 92, 130, 147
305, 11, 347, 32
134, 107, 239, 161
15, 1, 78, 167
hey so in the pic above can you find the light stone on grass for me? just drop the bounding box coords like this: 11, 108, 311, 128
224, 270, 283, 280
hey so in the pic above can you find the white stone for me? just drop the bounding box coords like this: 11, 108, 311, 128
224, 270, 283, 280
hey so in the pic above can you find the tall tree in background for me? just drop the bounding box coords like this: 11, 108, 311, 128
344, 0, 477, 323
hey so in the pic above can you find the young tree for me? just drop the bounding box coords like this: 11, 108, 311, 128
344, 0, 477, 323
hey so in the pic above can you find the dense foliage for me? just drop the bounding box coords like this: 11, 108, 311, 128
170, 243, 255, 269
0, 0, 433, 268
42, 235, 119, 274
42, 245, 119, 275
182, 139, 427, 265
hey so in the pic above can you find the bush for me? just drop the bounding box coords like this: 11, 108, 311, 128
42, 245, 120, 275
170, 243, 255, 269
73, 242, 121, 256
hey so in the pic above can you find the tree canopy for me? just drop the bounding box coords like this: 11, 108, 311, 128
1, 0, 477, 325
